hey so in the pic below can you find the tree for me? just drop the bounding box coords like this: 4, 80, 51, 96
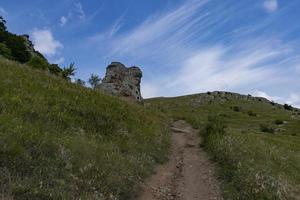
88, 74, 101, 89
75, 78, 86, 86
62, 62, 76, 80
0, 16, 7, 31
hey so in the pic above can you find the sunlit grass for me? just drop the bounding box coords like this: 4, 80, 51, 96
0, 58, 170, 199
146, 92, 300, 199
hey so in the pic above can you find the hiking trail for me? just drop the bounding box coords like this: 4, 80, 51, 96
135, 120, 223, 200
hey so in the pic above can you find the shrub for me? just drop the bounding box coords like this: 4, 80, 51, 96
284, 104, 293, 111
62, 62, 76, 80
0, 42, 12, 59
27, 56, 49, 70
75, 78, 86, 86
5, 34, 31, 63
48, 64, 63, 76
260, 124, 275, 133
247, 110, 257, 117
232, 106, 241, 112
274, 119, 284, 125
88, 74, 101, 89
202, 115, 226, 145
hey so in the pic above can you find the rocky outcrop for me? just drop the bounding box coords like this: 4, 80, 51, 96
98, 62, 143, 102
21, 34, 48, 61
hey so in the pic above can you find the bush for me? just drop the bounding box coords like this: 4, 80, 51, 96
0, 42, 12, 59
48, 64, 63, 76
202, 115, 226, 145
232, 106, 241, 112
247, 110, 257, 117
27, 56, 49, 70
260, 124, 275, 133
284, 104, 293, 111
5, 34, 31, 63
75, 78, 86, 86
274, 119, 284, 125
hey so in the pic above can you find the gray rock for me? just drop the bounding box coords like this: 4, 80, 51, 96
98, 62, 143, 102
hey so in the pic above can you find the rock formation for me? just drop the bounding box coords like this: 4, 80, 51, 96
98, 62, 143, 102
21, 34, 48, 61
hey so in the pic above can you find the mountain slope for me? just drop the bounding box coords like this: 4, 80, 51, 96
146, 92, 300, 200
0, 58, 170, 200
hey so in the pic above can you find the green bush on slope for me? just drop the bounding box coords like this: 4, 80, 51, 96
0, 58, 170, 199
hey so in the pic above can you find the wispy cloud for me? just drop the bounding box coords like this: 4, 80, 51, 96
86, 0, 300, 107
0, 6, 7, 15
31, 29, 63, 57
74, 2, 85, 20
263, 0, 278, 12
254, 91, 300, 108
59, 1, 86, 27
60, 16, 68, 27
52, 56, 65, 64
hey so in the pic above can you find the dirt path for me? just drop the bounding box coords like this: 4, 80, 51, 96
135, 120, 223, 200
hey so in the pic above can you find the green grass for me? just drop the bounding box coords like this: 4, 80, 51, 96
0, 58, 170, 199
146, 92, 300, 200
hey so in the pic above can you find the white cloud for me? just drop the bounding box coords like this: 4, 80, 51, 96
296, 65, 300, 74
253, 90, 280, 101
60, 16, 68, 27
253, 91, 300, 108
0, 6, 8, 15
58, 2, 86, 27
263, 0, 278, 12
144, 39, 284, 97
286, 93, 300, 108
52, 56, 65, 64
75, 2, 85, 20
141, 82, 160, 98
87, 0, 300, 107
31, 29, 63, 56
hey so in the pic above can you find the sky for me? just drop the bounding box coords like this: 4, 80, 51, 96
1, 0, 300, 107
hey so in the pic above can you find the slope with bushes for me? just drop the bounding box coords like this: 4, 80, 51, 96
146, 92, 300, 200
0, 58, 170, 199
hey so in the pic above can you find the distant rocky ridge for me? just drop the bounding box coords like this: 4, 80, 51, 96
150, 91, 299, 111
98, 62, 143, 102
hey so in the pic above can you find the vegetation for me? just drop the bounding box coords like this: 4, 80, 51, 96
0, 17, 31, 63
0, 58, 170, 199
284, 104, 293, 111
75, 78, 86, 86
27, 56, 49, 70
146, 93, 300, 200
0, 16, 73, 80
88, 74, 101, 88
260, 123, 275, 133
48, 64, 63, 76
274, 119, 284, 125
62, 62, 76, 80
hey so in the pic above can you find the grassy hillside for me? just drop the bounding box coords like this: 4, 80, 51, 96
146, 92, 300, 200
0, 58, 170, 200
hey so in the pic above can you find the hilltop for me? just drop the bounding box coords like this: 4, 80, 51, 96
146, 92, 300, 199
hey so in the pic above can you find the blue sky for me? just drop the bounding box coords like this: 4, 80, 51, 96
1, 0, 300, 107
